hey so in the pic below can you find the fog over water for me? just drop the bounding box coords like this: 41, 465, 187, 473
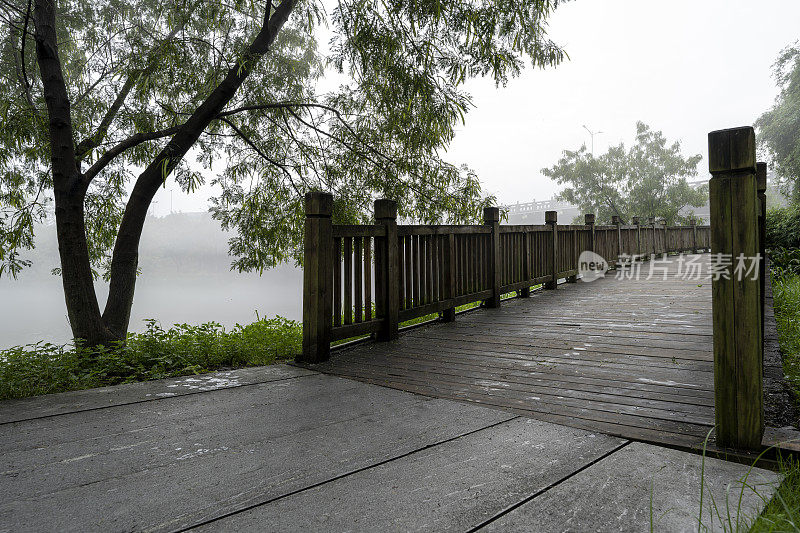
0, 213, 302, 349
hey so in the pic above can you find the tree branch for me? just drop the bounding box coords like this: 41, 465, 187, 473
74, 20, 190, 162
82, 124, 184, 184
102, 0, 297, 334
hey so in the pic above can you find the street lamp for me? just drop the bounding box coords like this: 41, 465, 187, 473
582, 125, 603, 156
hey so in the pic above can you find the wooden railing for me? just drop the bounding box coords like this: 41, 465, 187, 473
300, 192, 710, 364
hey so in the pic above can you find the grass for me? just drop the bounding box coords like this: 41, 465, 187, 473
774, 274, 800, 403
748, 455, 800, 532
744, 269, 800, 532
0, 316, 301, 401
0, 288, 514, 400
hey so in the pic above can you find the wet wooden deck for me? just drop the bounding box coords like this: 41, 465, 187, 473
315, 254, 718, 450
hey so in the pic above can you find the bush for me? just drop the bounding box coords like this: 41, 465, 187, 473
0, 316, 302, 401
766, 205, 800, 249
771, 248, 800, 280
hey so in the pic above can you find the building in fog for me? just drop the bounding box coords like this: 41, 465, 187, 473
502, 180, 713, 225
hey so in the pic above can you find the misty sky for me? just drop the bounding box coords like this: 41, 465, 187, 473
152, 0, 800, 216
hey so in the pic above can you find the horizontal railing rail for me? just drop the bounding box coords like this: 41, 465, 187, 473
300, 192, 711, 363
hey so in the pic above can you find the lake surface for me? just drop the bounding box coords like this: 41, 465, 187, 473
0, 267, 303, 349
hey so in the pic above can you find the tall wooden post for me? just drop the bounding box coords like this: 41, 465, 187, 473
300, 192, 334, 364
690, 218, 698, 254
521, 229, 532, 297
648, 216, 657, 256
662, 220, 669, 254
585, 214, 596, 254
442, 233, 456, 322
632, 217, 641, 258
708, 126, 763, 450
545, 210, 558, 289
757, 162, 767, 345
484, 207, 502, 307
612, 215, 623, 260
375, 199, 399, 340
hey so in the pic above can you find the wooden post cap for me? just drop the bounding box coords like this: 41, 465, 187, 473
483, 206, 500, 223
545, 210, 557, 224
632, 216, 640, 225
305, 191, 333, 217
584, 214, 595, 225
708, 127, 756, 175
611, 215, 621, 225
374, 199, 397, 220
756, 162, 767, 192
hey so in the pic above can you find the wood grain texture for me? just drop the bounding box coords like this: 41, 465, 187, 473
317, 255, 727, 450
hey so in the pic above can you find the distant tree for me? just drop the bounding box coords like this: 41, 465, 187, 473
542, 122, 706, 225
0, 0, 567, 345
756, 42, 800, 203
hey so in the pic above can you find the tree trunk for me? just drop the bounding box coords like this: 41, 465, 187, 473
35, 0, 296, 346
55, 185, 118, 346
34, 0, 116, 346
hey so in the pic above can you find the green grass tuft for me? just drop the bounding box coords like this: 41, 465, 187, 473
774, 274, 800, 405
748, 455, 800, 532
0, 316, 302, 401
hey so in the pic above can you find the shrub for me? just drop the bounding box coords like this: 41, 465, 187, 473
771, 248, 800, 280
0, 316, 302, 400
766, 205, 800, 249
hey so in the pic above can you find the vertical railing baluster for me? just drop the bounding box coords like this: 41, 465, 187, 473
354, 236, 363, 323
343, 237, 353, 325
364, 237, 372, 320
334, 237, 342, 327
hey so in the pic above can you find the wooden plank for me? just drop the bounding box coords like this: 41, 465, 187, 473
364, 238, 372, 321
413, 234, 421, 308
333, 225, 386, 238
432, 234, 440, 302
404, 235, 412, 310
333, 237, 342, 327
354, 237, 363, 323
331, 319, 383, 341
343, 237, 353, 325
397, 225, 491, 236
398, 290, 494, 322
443, 233, 456, 321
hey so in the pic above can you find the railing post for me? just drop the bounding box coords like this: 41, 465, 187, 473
545, 210, 558, 289
757, 162, 767, 346
648, 216, 657, 257
690, 218, 698, 254
662, 219, 668, 255
585, 214, 596, 254
632, 217, 641, 258
484, 207, 502, 307
443, 233, 456, 322
612, 215, 623, 260
300, 191, 334, 364
708, 126, 763, 450
520, 229, 531, 297
375, 199, 399, 341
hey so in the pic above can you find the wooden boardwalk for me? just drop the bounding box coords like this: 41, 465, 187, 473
316, 254, 718, 450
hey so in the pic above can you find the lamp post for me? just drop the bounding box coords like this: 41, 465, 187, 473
582, 125, 603, 156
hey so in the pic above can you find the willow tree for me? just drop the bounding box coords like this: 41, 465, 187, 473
0, 0, 566, 345
756, 42, 800, 202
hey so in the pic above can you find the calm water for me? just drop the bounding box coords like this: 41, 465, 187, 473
0, 267, 303, 349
